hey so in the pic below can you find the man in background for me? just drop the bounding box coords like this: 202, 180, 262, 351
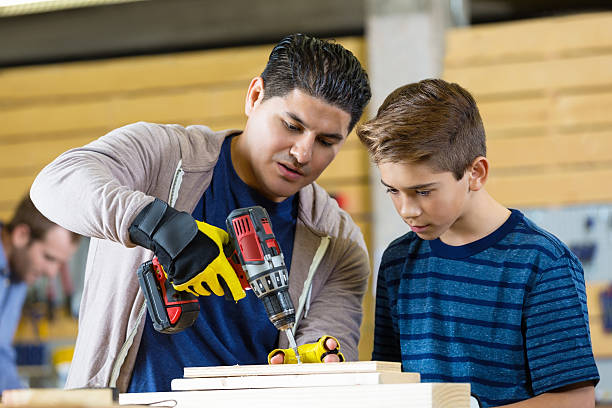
0, 195, 79, 393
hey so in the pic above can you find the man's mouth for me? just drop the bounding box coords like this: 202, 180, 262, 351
277, 162, 305, 180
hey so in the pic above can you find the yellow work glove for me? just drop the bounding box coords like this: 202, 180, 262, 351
171, 221, 246, 301
128, 198, 246, 301
267, 336, 345, 364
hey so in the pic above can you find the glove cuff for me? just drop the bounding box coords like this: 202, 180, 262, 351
128, 198, 169, 248
128, 198, 199, 278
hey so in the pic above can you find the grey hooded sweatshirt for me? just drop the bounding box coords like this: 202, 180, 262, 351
30, 122, 369, 392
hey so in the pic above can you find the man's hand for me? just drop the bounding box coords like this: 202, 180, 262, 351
128, 198, 246, 301
268, 336, 344, 364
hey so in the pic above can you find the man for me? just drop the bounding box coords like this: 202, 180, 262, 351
31, 33, 372, 392
1, 195, 79, 393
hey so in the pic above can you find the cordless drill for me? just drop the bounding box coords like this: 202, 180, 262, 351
137, 206, 300, 360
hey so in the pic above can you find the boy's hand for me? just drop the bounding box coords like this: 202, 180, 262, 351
268, 336, 344, 364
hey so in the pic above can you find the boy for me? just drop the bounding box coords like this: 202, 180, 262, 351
356, 79, 599, 407
31, 33, 371, 392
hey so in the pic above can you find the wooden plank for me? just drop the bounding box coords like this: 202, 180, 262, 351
480, 92, 612, 138
0, 36, 363, 102
446, 12, 612, 67
120, 383, 470, 408
0, 87, 246, 138
488, 129, 612, 169
0, 175, 35, 202
319, 144, 370, 182
0, 137, 96, 173
1, 388, 114, 406
317, 183, 371, 215
589, 318, 612, 358
587, 282, 611, 318
172, 372, 419, 391
0, 45, 270, 101
487, 167, 612, 207
444, 55, 612, 98
184, 361, 400, 378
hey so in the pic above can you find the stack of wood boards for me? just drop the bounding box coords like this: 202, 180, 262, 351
118, 361, 470, 408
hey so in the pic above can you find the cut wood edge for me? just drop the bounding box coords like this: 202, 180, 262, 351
172, 371, 420, 391
183, 361, 401, 378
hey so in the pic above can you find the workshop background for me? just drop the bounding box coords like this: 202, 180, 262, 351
2, 0, 612, 403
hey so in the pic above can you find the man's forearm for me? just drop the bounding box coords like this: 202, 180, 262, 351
496, 384, 594, 408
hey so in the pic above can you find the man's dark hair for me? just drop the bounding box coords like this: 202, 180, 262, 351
261, 33, 371, 132
6, 195, 80, 243
357, 78, 486, 180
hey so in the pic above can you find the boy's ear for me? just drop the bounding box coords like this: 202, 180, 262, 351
245, 76, 265, 116
467, 156, 489, 192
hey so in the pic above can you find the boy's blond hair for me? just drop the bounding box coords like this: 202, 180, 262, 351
357, 78, 486, 180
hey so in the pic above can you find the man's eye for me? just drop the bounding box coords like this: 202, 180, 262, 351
385, 188, 398, 194
416, 190, 431, 196
318, 138, 333, 147
283, 121, 300, 131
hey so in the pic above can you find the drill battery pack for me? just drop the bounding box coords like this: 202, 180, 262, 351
136, 259, 199, 334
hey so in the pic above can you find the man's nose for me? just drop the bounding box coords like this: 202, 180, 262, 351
290, 134, 314, 164
45, 263, 61, 279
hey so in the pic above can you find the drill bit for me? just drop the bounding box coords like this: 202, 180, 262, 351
284, 328, 301, 364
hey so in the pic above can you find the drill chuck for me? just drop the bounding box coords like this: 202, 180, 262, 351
261, 290, 295, 331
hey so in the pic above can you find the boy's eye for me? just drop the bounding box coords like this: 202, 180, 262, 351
415, 190, 431, 196
385, 187, 398, 194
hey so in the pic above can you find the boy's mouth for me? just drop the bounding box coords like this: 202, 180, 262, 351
409, 225, 429, 233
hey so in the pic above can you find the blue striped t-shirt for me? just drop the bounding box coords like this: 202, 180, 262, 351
372, 209, 599, 407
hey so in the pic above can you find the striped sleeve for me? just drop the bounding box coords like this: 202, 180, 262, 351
524, 252, 599, 394
372, 253, 401, 362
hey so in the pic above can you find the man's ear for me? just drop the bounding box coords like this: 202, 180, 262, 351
245, 77, 265, 116
467, 156, 489, 192
11, 224, 31, 249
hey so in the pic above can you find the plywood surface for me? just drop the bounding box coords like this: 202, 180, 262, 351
119, 383, 470, 408
172, 371, 419, 391
184, 361, 401, 378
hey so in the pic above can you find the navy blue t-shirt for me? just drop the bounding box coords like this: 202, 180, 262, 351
129, 135, 298, 392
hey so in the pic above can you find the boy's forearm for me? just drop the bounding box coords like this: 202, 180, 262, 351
494, 384, 594, 408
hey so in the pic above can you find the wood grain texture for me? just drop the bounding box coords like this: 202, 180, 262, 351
183, 361, 401, 378
172, 371, 420, 391
444, 11, 612, 217
119, 383, 470, 408
445, 12, 612, 67
1, 388, 114, 406
487, 168, 612, 207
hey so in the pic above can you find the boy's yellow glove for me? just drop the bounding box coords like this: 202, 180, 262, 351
267, 336, 345, 364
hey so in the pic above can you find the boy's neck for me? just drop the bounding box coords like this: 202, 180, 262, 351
439, 189, 511, 246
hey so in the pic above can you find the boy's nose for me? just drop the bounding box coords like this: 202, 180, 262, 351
289, 135, 314, 164
399, 197, 422, 219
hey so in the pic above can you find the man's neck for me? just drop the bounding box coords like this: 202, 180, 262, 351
0, 227, 12, 260
439, 190, 511, 246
